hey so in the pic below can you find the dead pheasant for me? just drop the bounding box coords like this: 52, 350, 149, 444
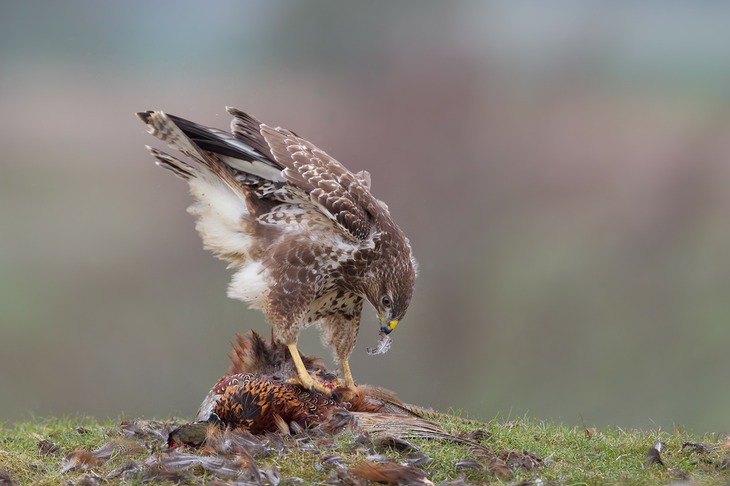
170, 331, 487, 452
196, 331, 420, 430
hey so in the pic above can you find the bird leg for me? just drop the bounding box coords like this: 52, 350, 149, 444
341, 358, 355, 388
286, 343, 336, 397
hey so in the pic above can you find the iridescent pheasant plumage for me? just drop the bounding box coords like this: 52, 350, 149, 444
204, 373, 337, 435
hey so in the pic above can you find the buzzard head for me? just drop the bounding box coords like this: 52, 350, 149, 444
365, 237, 417, 336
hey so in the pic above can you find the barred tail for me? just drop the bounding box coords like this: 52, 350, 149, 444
136, 110, 259, 269
136, 109, 285, 183
145, 146, 196, 181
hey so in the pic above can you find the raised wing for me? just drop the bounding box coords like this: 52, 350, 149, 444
257, 121, 380, 241
140, 107, 380, 242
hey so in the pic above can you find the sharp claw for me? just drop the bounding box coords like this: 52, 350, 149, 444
313, 381, 339, 400
287, 375, 339, 399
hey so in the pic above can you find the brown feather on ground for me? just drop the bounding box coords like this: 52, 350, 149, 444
350, 460, 435, 485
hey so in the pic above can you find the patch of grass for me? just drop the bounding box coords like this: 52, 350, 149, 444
0, 416, 118, 485
1, 415, 728, 484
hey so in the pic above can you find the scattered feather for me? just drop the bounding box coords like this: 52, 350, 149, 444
462, 450, 514, 479
324, 468, 368, 485
366, 331, 392, 356
354, 432, 375, 449
281, 478, 305, 485
313, 436, 338, 449
646, 439, 665, 467
365, 454, 392, 463
497, 449, 542, 471
60, 449, 105, 473
105, 460, 141, 480
485, 457, 514, 480
351, 412, 487, 450
150, 450, 250, 480
438, 476, 471, 486
136, 465, 192, 484
318, 409, 356, 435
259, 464, 281, 485
273, 413, 290, 435
668, 467, 691, 481
682, 441, 716, 454
372, 435, 419, 452
37, 439, 60, 456
73, 475, 102, 486
228, 428, 268, 457
318, 454, 346, 470
401, 452, 431, 466
289, 420, 305, 436
454, 458, 483, 470
120, 418, 174, 442
464, 428, 491, 442
93, 438, 144, 459
0, 470, 19, 486
512, 479, 560, 486
350, 460, 434, 485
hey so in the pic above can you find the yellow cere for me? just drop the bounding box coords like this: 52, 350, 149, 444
388, 320, 398, 330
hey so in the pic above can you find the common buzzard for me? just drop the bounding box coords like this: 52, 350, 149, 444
137, 107, 417, 396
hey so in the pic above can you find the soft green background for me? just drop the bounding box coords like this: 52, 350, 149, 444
2, 2, 729, 434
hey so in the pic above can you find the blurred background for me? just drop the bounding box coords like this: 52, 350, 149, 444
1, 1, 729, 434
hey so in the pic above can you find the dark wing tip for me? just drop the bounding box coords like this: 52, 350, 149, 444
226, 106, 265, 129
136, 110, 154, 123
226, 106, 242, 116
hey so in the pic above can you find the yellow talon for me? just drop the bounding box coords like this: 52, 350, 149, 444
286, 344, 337, 397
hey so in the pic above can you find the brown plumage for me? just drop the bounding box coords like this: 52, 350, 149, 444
137, 108, 417, 395
350, 460, 435, 485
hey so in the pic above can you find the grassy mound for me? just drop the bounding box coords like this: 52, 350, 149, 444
1, 415, 728, 485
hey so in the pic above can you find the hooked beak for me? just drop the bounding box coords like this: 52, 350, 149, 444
380, 319, 398, 335
378, 307, 398, 334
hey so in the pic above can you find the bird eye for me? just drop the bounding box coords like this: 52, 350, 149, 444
381, 295, 392, 308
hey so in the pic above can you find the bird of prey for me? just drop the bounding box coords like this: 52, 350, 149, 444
137, 107, 417, 396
